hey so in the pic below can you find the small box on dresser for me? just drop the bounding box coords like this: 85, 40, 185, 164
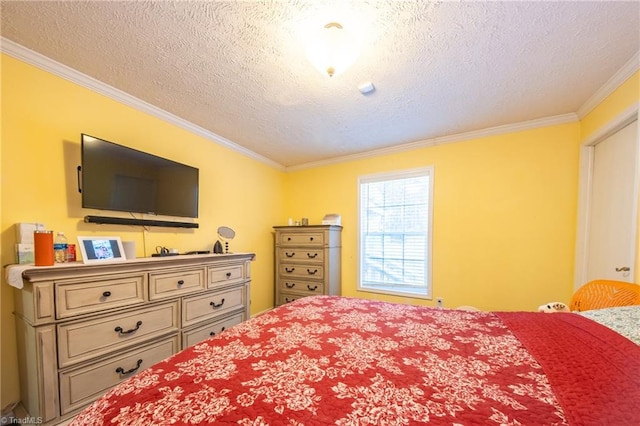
273, 225, 342, 306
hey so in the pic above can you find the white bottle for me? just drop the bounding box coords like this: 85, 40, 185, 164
54, 232, 68, 263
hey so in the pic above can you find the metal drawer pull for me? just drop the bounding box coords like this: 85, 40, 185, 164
285, 252, 295, 257
116, 359, 143, 376
102, 291, 111, 298
287, 237, 291, 241
209, 327, 226, 337
615, 266, 630, 272
309, 237, 314, 241
209, 326, 226, 337
114, 320, 143, 335
307, 253, 318, 258
285, 267, 295, 273
285, 297, 295, 303
307, 269, 318, 275
210, 299, 225, 308
307, 285, 318, 291
226, 272, 232, 278
285, 282, 296, 288
177, 280, 184, 286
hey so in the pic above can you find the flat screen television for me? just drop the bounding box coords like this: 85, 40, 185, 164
81, 134, 199, 218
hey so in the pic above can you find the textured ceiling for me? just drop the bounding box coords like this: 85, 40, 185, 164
1, 1, 639, 167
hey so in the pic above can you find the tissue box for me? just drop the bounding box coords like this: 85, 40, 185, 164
322, 214, 342, 226
15, 223, 45, 244
15, 243, 35, 264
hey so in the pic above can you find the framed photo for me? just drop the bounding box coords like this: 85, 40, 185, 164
77, 236, 127, 264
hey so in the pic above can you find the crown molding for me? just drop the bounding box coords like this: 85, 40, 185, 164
581, 102, 639, 146
3, 37, 635, 173
291, 48, 639, 172
0, 37, 285, 171
577, 50, 640, 119
286, 113, 579, 172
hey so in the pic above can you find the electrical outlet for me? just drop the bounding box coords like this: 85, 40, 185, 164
436, 297, 444, 307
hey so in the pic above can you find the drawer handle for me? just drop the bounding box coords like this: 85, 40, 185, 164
307, 269, 318, 275
285, 252, 295, 258
177, 280, 184, 286
114, 320, 143, 335
307, 253, 318, 258
115, 359, 143, 376
209, 326, 226, 337
285, 297, 295, 303
102, 291, 111, 298
285, 267, 295, 273
226, 272, 232, 278
287, 237, 291, 241
309, 237, 314, 241
210, 299, 225, 308
285, 282, 296, 288
307, 285, 318, 291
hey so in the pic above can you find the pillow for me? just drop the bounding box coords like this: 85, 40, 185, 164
577, 305, 640, 345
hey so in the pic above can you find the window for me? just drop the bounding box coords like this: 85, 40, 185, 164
358, 167, 433, 298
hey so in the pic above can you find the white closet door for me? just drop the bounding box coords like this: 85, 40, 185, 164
586, 120, 638, 282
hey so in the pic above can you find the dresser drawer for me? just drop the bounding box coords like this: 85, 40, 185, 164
278, 264, 324, 280
55, 274, 146, 319
208, 264, 244, 288
277, 293, 303, 305
278, 231, 325, 246
277, 248, 324, 263
278, 278, 325, 295
57, 301, 179, 368
183, 286, 246, 327
182, 312, 244, 349
59, 336, 178, 415
149, 267, 206, 300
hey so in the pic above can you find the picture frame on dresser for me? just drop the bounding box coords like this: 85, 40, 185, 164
77, 236, 126, 263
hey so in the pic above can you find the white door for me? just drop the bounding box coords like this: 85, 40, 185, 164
585, 120, 638, 283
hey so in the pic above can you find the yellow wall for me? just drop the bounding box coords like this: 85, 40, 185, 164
1, 55, 285, 406
282, 71, 639, 313
285, 123, 582, 311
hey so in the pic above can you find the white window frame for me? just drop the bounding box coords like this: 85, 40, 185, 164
357, 166, 434, 299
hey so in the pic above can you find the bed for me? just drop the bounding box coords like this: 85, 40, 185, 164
70, 295, 640, 425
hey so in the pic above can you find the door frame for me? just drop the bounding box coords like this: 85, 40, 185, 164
574, 103, 640, 291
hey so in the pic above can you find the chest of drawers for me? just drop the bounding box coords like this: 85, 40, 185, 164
273, 225, 341, 306
11, 253, 254, 424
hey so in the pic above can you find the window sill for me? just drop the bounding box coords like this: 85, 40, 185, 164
357, 285, 431, 300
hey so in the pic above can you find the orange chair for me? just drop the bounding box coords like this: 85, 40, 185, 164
570, 279, 640, 312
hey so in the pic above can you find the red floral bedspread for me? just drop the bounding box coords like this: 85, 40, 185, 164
71, 296, 640, 425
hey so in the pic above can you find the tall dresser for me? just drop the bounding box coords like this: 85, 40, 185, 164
273, 225, 342, 306
10, 253, 254, 425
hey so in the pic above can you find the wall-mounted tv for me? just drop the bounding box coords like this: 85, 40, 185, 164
81, 134, 199, 218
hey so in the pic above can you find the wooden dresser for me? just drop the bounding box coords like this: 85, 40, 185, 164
273, 225, 341, 306
11, 253, 254, 425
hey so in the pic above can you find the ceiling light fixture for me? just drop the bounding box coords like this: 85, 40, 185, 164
307, 22, 359, 77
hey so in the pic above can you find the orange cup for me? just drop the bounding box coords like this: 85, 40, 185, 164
34, 230, 54, 266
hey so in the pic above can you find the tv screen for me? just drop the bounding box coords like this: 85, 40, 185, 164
81, 134, 199, 218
